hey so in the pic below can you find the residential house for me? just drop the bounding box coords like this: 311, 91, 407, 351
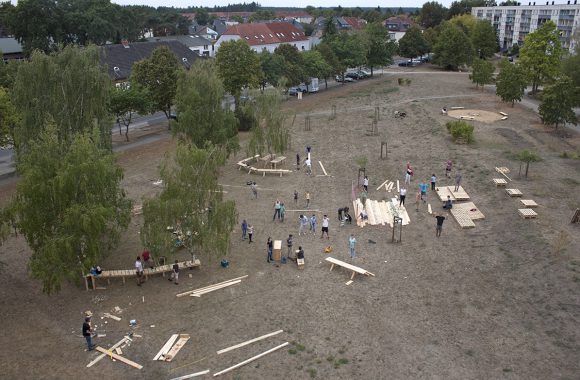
384, 16, 416, 42
0, 37, 24, 61
215, 22, 309, 54
210, 11, 254, 22
100, 40, 200, 84
147, 35, 214, 57
312, 16, 366, 37
342, 17, 367, 30
197, 26, 219, 41
275, 11, 314, 24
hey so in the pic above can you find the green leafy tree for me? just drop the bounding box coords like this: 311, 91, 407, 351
469, 58, 494, 89
302, 23, 314, 36
140, 144, 237, 262
8, 126, 131, 294
495, 59, 527, 106
538, 76, 579, 130
131, 46, 180, 123
561, 45, 580, 106
433, 22, 473, 70
230, 15, 244, 23
328, 32, 368, 79
248, 10, 275, 23
449, 14, 477, 37
258, 51, 285, 90
316, 43, 341, 88
246, 89, 290, 157
448, 0, 491, 18
471, 20, 498, 58
0, 59, 22, 90
11, 45, 112, 154
274, 44, 305, 87
174, 60, 239, 154
514, 150, 541, 177
195, 7, 210, 26
519, 21, 562, 94
302, 50, 333, 88
398, 25, 430, 59
109, 86, 151, 141
364, 22, 397, 75
420, 1, 448, 29
0, 87, 19, 148
322, 17, 338, 39
215, 39, 261, 107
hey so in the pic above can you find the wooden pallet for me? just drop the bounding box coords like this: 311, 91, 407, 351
518, 208, 537, 219
450, 208, 476, 228
506, 188, 523, 197
520, 199, 538, 208
435, 186, 470, 201
493, 178, 507, 187
454, 202, 485, 220
495, 167, 512, 181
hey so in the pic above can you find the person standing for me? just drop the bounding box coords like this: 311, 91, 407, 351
304, 158, 312, 175
415, 192, 421, 211
241, 219, 248, 240
251, 182, 258, 199
348, 234, 357, 259
296, 153, 300, 169
454, 171, 462, 192
169, 260, 179, 284
310, 214, 317, 234
419, 181, 428, 202
299, 214, 309, 236
135, 256, 144, 286
399, 186, 407, 206
305, 191, 311, 208
273, 199, 281, 221
445, 160, 453, 178
267, 237, 273, 263
293, 190, 298, 204
435, 213, 446, 237
431, 174, 437, 191
280, 203, 286, 222
321, 215, 330, 239
82, 316, 95, 351
363, 176, 369, 192
286, 234, 293, 258
405, 162, 413, 185
247, 224, 254, 243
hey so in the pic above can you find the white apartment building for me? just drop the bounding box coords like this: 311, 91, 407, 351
472, 2, 580, 53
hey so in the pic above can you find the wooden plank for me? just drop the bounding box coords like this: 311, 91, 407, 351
518, 208, 537, 219
501, 116, 508, 120
87, 337, 130, 367
190, 280, 241, 297
325, 257, 374, 276
499, 111, 508, 116
103, 313, 121, 321
495, 167, 512, 181
176, 276, 248, 297
428, 203, 432, 215
318, 161, 328, 176
153, 334, 179, 361
216, 330, 284, 355
376, 178, 389, 191
396, 180, 400, 192
520, 199, 538, 208
365, 199, 377, 225
115, 347, 122, 355
95, 346, 143, 369
169, 370, 211, 380
164, 334, 190, 362
213, 342, 289, 377
450, 106, 465, 109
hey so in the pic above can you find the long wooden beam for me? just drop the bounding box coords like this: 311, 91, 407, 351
190, 280, 241, 297
153, 334, 179, 360
213, 342, 289, 377
95, 346, 143, 369
216, 330, 284, 355
176, 275, 248, 297
169, 370, 211, 380
86, 336, 130, 367
376, 179, 389, 191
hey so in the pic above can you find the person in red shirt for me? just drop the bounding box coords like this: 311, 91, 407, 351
142, 249, 152, 269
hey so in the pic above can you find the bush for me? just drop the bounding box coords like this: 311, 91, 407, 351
398, 78, 404, 85
405, 78, 412, 85
446, 121, 474, 143
235, 106, 257, 132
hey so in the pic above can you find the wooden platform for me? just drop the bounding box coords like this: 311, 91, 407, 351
353, 198, 410, 228
506, 188, 523, 197
435, 186, 470, 201
453, 202, 485, 220
493, 178, 507, 187
450, 208, 476, 228
518, 208, 537, 219
520, 199, 538, 208
325, 257, 375, 281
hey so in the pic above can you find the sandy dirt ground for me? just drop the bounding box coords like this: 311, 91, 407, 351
1, 70, 579, 380
447, 109, 504, 123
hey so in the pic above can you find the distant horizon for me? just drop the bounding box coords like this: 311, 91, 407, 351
110, 1, 452, 9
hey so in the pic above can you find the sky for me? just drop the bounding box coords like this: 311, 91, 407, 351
111, 0, 455, 9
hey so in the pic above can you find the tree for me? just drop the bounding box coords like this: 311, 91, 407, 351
215, 39, 261, 107
495, 59, 527, 106
131, 46, 180, 123
302, 23, 314, 36
274, 44, 305, 87
472, 19, 498, 58
248, 10, 275, 23
539, 76, 579, 130
140, 144, 237, 263
449, 14, 477, 37
316, 43, 341, 88
469, 58, 494, 89
364, 22, 397, 76
246, 89, 290, 157
322, 17, 337, 39
327, 32, 368, 79
11, 45, 112, 154
173, 60, 238, 153
398, 25, 430, 59
519, 20, 562, 94
0, 87, 19, 148
420, 1, 448, 29
448, 0, 491, 18
109, 86, 151, 141
561, 44, 580, 106
7, 126, 131, 293
515, 150, 541, 178
302, 50, 333, 88
195, 7, 210, 25
433, 22, 473, 70
259, 51, 285, 90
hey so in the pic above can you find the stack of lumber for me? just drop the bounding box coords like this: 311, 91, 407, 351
353, 198, 410, 228
153, 334, 190, 362
495, 167, 512, 181
176, 275, 248, 298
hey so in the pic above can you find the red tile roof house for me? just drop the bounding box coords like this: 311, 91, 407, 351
342, 17, 367, 30
214, 22, 309, 54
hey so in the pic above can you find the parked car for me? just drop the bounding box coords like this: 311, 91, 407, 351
288, 84, 308, 96
398, 60, 415, 67
336, 75, 354, 82
345, 72, 361, 80
357, 69, 371, 78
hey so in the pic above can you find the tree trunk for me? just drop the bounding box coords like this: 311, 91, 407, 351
324, 78, 328, 89
117, 119, 122, 135
525, 162, 529, 177
370, 66, 374, 77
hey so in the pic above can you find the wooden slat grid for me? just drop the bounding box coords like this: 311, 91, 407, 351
520, 199, 538, 208
454, 202, 485, 220
493, 178, 507, 186
506, 188, 523, 197
518, 208, 537, 219
450, 208, 476, 228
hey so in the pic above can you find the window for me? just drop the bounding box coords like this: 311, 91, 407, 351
204, 45, 208, 49
301, 45, 305, 50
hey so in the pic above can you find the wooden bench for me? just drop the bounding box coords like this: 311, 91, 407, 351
85, 259, 201, 290
258, 154, 274, 167
248, 167, 292, 177
270, 156, 286, 169
325, 257, 375, 281
237, 155, 260, 170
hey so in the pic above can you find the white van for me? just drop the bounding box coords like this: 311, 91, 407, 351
309, 78, 319, 93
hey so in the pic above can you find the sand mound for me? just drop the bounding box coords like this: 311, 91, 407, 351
447, 109, 503, 123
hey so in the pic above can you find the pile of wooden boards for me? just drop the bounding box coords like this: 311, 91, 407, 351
87, 336, 143, 370
176, 275, 248, 298
352, 198, 410, 228
153, 334, 190, 362
376, 179, 395, 192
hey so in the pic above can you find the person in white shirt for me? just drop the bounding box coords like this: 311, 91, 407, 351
399, 187, 407, 206
321, 215, 330, 239
363, 176, 369, 192
135, 256, 144, 286
304, 158, 312, 175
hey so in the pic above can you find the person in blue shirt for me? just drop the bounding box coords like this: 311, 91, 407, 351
419, 181, 429, 203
